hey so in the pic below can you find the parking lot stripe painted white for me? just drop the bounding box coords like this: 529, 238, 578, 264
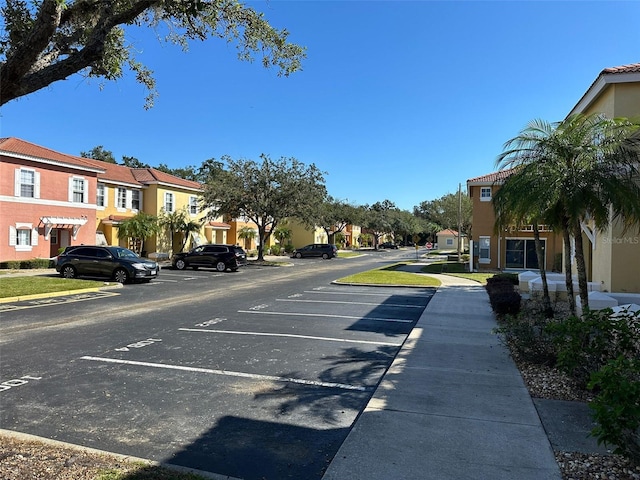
178, 328, 403, 346
277, 299, 423, 308
237, 310, 413, 323
80, 356, 370, 391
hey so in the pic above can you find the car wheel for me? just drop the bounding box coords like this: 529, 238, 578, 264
322, 253, 330, 259
295, 252, 302, 259
113, 268, 129, 284
61, 265, 77, 279
216, 261, 227, 272
175, 259, 187, 270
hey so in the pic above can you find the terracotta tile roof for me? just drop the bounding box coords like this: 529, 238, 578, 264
437, 229, 460, 236
79, 157, 143, 186
467, 168, 514, 184
206, 221, 231, 229
0, 137, 104, 172
602, 63, 640, 74
131, 168, 202, 190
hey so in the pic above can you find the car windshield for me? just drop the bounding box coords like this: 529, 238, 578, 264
113, 247, 139, 259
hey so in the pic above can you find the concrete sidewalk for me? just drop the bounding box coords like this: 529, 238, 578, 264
323, 282, 563, 480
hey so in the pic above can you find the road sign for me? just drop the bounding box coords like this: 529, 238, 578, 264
426, 242, 433, 250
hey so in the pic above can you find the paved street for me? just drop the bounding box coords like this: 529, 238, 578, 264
0, 250, 434, 479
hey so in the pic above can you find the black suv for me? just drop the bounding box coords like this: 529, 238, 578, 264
291, 243, 338, 259
55, 246, 159, 283
172, 244, 247, 272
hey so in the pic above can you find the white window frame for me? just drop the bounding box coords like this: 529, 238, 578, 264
69, 176, 88, 204
9, 223, 38, 252
164, 192, 175, 213
189, 196, 198, 215
479, 236, 491, 264
117, 187, 127, 210
97, 183, 106, 208
131, 190, 141, 211
480, 187, 492, 202
14, 168, 40, 198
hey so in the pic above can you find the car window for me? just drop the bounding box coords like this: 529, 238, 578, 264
206, 246, 226, 253
95, 249, 111, 258
112, 247, 138, 259
71, 247, 96, 257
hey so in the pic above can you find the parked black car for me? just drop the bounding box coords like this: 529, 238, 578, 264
379, 242, 399, 249
55, 246, 159, 283
172, 244, 247, 272
291, 243, 338, 259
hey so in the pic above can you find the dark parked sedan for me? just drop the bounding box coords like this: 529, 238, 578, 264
291, 243, 338, 259
55, 246, 159, 283
379, 242, 399, 249
172, 244, 247, 272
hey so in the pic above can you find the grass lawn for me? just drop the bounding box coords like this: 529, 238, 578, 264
420, 262, 494, 285
337, 263, 441, 287
0, 276, 107, 298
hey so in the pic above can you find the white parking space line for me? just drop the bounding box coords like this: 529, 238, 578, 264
178, 328, 403, 347
237, 310, 414, 323
277, 299, 423, 308
80, 356, 370, 391
152, 278, 179, 283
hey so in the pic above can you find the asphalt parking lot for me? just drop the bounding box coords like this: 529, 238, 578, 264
1, 257, 435, 479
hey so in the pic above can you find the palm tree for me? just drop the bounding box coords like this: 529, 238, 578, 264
493, 165, 554, 317
238, 226, 257, 251
117, 212, 159, 256
158, 209, 187, 254
273, 224, 292, 249
179, 219, 203, 252
496, 114, 640, 315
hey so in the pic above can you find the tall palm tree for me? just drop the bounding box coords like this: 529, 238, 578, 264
496, 114, 640, 315
159, 209, 187, 254
493, 165, 554, 316
179, 219, 203, 252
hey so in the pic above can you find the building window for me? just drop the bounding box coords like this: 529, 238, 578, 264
117, 187, 127, 209
97, 183, 105, 207
70, 177, 87, 203
189, 196, 198, 215
132, 190, 141, 211
446, 238, 454, 246
21, 170, 35, 197
479, 236, 490, 264
164, 192, 174, 213
15, 168, 40, 198
480, 187, 492, 202
9, 224, 38, 251
50, 229, 58, 244
505, 238, 544, 270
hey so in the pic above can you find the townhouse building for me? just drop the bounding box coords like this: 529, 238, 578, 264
1, 138, 102, 262
467, 63, 640, 293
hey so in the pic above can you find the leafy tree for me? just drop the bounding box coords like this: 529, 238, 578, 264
0, 0, 306, 108
315, 197, 361, 244
156, 163, 200, 181
414, 191, 472, 238
201, 154, 327, 261
80, 145, 116, 163
362, 200, 397, 248
122, 156, 150, 168
116, 212, 158, 255
496, 114, 640, 314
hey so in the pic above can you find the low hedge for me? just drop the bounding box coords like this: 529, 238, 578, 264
0, 258, 53, 270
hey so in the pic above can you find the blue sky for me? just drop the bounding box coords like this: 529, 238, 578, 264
2, 1, 639, 211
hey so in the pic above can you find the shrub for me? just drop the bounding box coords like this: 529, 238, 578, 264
270, 244, 282, 256
489, 290, 522, 316
588, 356, 640, 464
495, 313, 557, 365
284, 244, 294, 254
547, 308, 640, 389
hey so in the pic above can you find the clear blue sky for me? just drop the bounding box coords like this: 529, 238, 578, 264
2, 1, 639, 211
